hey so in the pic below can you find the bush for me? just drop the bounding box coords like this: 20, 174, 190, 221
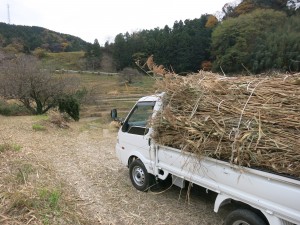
58, 89, 87, 121
33, 47, 48, 59
119, 67, 141, 84
0, 100, 29, 116
58, 96, 80, 121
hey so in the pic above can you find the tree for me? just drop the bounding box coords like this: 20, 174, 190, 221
108, 14, 214, 73
84, 39, 103, 70
224, 0, 298, 18
205, 15, 219, 28
0, 55, 82, 117
211, 9, 289, 74
119, 67, 141, 84
234, 0, 256, 16
113, 34, 130, 70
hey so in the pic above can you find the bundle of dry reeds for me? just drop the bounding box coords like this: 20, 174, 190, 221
152, 72, 300, 178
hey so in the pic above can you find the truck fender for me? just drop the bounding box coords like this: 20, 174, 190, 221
214, 194, 285, 225
127, 151, 154, 174
214, 193, 231, 213
261, 212, 286, 225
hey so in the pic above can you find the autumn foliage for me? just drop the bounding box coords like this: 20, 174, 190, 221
205, 15, 218, 28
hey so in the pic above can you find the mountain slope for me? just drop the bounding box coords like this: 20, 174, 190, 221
0, 22, 89, 52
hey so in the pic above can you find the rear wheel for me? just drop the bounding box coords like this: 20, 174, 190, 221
224, 209, 267, 225
129, 159, 151, 192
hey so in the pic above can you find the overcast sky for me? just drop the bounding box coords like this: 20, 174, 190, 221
0, 0, 231, 45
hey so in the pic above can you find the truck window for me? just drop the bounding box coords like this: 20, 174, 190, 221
122, 101, 155, 135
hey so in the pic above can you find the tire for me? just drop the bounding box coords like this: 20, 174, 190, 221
224, 209, 267, 225
129, 159, 151, 192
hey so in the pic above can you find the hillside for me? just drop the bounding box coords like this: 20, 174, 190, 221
0, 22, 89, 52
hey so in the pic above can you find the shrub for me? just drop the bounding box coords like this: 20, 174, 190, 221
58, 96, 80, 121
0, 100, 29, 116
58, 88, 87, 121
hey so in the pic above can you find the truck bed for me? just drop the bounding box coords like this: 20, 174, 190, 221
154, 144, 300, 224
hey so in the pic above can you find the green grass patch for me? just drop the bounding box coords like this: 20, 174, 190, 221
12, 143, 21, 151
32, 123, 46, 131
34, 114, 49, 121
0, 143, 22, 152
38, 188, 61, 210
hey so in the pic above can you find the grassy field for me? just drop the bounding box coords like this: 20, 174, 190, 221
42, 51, 85, 70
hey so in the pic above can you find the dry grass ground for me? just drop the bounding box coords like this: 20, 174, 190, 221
0, 114, 228, 225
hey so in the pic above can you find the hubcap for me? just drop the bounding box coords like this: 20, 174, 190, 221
232, 220, 250, 225
132, 166, 145, 186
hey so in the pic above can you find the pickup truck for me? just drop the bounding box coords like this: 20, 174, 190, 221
112, 93, 300, 225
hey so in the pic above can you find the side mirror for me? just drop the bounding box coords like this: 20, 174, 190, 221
111, 109, 118, 120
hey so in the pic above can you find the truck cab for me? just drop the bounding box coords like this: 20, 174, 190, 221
115, 94, 162, 172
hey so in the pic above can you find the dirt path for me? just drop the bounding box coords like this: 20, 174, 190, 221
0, 116, 227, 224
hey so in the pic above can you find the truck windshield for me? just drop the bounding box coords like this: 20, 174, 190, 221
122, 101, 155, 135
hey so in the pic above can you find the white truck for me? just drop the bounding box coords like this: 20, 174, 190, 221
112, 94, 300, 225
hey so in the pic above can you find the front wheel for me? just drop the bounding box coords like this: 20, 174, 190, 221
224, 209, 267, 225
129, 159, 151, 192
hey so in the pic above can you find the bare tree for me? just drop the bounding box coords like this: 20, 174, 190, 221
0, 55, 80, 115
119, 67, 141, 85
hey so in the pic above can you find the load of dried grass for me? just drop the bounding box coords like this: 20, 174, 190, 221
152, 71, 300, 178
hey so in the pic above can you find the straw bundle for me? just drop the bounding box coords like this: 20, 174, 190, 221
152, 72, 300, 178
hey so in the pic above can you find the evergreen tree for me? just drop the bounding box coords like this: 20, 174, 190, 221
84, 39, 103, 70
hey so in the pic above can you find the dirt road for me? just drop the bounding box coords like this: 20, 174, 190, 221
0, 115, 227, 224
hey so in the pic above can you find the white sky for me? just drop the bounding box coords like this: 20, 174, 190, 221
0, 0, 230, 45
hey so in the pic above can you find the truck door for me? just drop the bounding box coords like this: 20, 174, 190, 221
118, 101, 156, 165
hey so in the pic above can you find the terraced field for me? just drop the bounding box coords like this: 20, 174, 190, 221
78, 73, 156, 118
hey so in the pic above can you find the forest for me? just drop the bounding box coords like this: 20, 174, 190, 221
0, 0, 299, 74
108, 0, 300, 74
0, 22, 88, 53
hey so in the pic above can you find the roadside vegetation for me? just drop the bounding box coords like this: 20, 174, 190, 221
0, 137, 92, 224
0, 55, 86, 120
0, 47, 155, 223
0, 99, 29, 116
0, 51, 155, 223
